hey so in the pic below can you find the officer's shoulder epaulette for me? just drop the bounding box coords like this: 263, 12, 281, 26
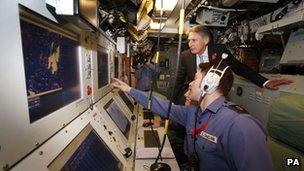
224, 101, 249, 114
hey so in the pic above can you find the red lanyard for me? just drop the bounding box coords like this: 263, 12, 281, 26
191, 112, 212, 137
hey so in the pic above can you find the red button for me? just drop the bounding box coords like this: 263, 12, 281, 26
87, 85, 92, 95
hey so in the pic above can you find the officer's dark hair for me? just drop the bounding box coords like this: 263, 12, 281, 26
198, 62, 234, 96
188, 25, 213, 44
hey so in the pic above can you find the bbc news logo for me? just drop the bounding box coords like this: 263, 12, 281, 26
286, 158, 301, 166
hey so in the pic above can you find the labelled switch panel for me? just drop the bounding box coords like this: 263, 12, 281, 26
85, 49, 92, 79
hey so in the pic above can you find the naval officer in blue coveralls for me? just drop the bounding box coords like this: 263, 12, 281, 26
111, 62, 273, 171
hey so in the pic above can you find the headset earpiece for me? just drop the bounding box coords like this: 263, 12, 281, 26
200, 66, 230, 95
200, 68, 221, 95
199, 53, 230, 96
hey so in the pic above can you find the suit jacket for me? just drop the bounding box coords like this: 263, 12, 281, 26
172, 44, 268, 104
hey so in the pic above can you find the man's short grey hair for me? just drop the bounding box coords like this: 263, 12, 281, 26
188, 25, 213, 43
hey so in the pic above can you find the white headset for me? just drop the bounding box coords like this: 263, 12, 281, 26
200, 53, 229, 96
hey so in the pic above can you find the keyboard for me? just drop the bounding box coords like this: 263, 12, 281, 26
144, 130, 160, 148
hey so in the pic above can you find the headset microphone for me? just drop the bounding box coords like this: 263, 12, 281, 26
200, 53, 229, 95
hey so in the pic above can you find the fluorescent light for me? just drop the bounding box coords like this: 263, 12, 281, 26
155, 0, 178, 11
150, 20, 165, 29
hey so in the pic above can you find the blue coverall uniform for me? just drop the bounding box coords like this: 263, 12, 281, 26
129, 88, 273, 171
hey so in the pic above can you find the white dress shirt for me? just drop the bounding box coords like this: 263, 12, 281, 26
196, 47, 209, 68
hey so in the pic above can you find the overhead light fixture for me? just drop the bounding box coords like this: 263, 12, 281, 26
155, 0, 178, 11
149, 20, 165, 29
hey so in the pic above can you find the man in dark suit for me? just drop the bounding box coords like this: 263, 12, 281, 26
172, 25, 292, 104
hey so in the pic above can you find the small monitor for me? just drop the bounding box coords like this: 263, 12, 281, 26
48, 124, 123, 171
92, 43, 112, 103
118, 91, 134, 112
97, 46, 109, 88
104, 99, 131, 138
20, 12, 81, 123
114, 56, 119, 78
